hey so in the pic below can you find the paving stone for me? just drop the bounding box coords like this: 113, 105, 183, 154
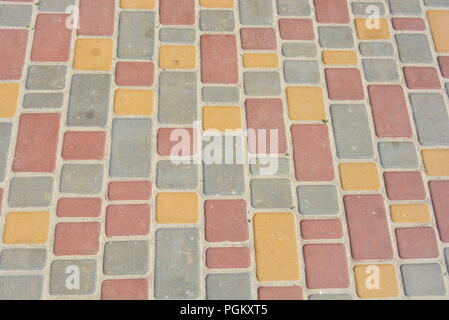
57, 198, 102, 218
301, 219, 343, 240
160, 0, 195, 25
359, 42, 394, 56
159, 72, 197, 124
78, 0, 115, 36
384, 171, 426, 201
26, 65, 67, 90
401, 264, 446, 296
330, 104, 374, 159
239, 0, 273, 26
276, 0, 310, 15
101, 279, 149, 300
315, 0, 350, 23
115, 61, 155, 86
0, 123, 11, 182
0, 83, 20, 118
0, 275, 43, 300
23, 93, 64, 109
240, 27, 277, 50
0, 4, 32, 27
422, 149, 449, 176
62, 131, 106, 161
378, 142, 419, 169
156, 192, 199, 223
392, 17, 426, 31
200, 10, 234, 31
340, 162, 381, 191
362, 59, 399, 82
319, 26, 354, 48
159, 28, 195, 43
0, 249, 47, 270
3, 211, 50, 244
54, 222, 101, 255
9, 177, 53, 207
108, 181, 152, 201
206, 273, 252, 300
202, 87, 240, 102
203, 164, 245, 195
67, 74, 111, 127
410, 93, 449, 146
110, 119, 152, 178
117, 11, 155, 59
279, 19, 314, 40
297, 185, 339, 215
156, 160, 198, 189
258, 287, 304, 300
395, 34, 433, 63
308, 294, 353, 300
438, 56, 449, 78
250, 157, 290, 175
60, 164, 103, 194
74, 38, 114, 71
388, 0, 422, 15
206, 247, 251, 269
396, 227, 439, 259
351, 2, 385, 15
250, 179, 292, 208
50, 260, 96, 296
106, 204, 150, 237
424, 0, 449, 6
39, 0, 75, 11
284, 61, 320, 84
104, 241, 149, 276
282, 43, 316, 57
244, 72, 281, 96
404, 67, 441, 89
0, 29, 28, 80
157, 127, 196, 156
154, 228, 200, 299
325, 68, 364, 100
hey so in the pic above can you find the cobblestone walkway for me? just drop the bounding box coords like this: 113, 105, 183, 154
1, 0, 449, 300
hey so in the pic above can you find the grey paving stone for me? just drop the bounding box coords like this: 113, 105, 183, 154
401, 264, 446, 296
0, 123, 12, 182
67, 74, 111, 127
284, 61, 320, 84
9, 177, 53, 207
308, 294, 353, 300
297, 185, 340, 215
60, 164, 103, 194
276, 0, 311, 16
239, 0, 273, 25
362, 59, 400, 82
104, 241, 149, 276
318, 26, 354, 49
396, 34, 433, 63
159, 72, 197, 124
330, 104, 374, 159
0, 4, 32, 27
155, 228, 200, 299
206, 273, 253, 300
410, 93, 449, 146
0, 249, 47, 270
351, 2, 385, 15
424, 0, 449, 6
444, 248, 449, 271
49, 260, 96, 296
0, 275, 43, 300
250, 179, 293, 208
38, 0, 75, 11
110, 119, 152, 178
118, 11, 155, 59
156, 161, 198, 189
26, 65, 67, 90
202, 87, 240, 102
378, 142, 419, 169
159, 28, 195, 43
244, 72, 281, 96
203, 164, 245, 195
203, 135, 244, 164
250, 157, 290, 176
23, 93, 64, 109
282, 43, 317, 57
388, 0, 422, 15
359, 42, 394, 56
200, 10, 235, 31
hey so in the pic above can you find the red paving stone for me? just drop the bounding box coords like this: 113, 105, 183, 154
291, 124, 335, 181
258, 286, 304, 300
403, 67, 441, 89
62, 131, 107, 160
78, 0, 115, 36
107, 181, 152, 201
240, 28, 277, 50
300, 219, 343, 240
0, 29, 28, 80
101, 279, 149, 300
368, 85, 413, 138
115, 62, 155, 87
57, 198, 102, 218
429, 180, 449, 243
106, 204, 151, 237
396, 227, 439, 259
157, 127, 197, 156
344, 195, 393, 260
314, 0, 350, 23
438, 56, 449, 78
384, 171, 426, 201
12, 113, 61, 173
53, 222, 101, 256
159, 0, 195, 25
392, 18, 426, 31
325, 68, 365, 100
206, 247, 251, 269
279, 19, 314, 40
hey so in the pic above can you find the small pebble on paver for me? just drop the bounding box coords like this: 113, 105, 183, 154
239, 0, 273, 26
26, 65, 67, 90
0, 275, 43, 300
243, 72, 281, 96
395, 34, 434, 63
60, 164, 103, 194
104, 241, 149, 276
117, 11, 155, 59
282, 43, 317, 57
0, 249, 47, 271
200, 10, 235, 31
23, 93, 64, 109
8, 177, 53, 207
50, 260, 96, 295
318, 26, 354, 48
378, 142, 419, 169
159, 28, 195, 43
359, 42, 394, 56
362, 59, 400, 82
250, 179, 293, 208
0, 4, 33, 27
284, 61, 320, 84
297, 185, 339, 215
202, 87, 240, 102
206, 273, 253, 300
156, 160, 198, 189
401, 264, 446, 296
388, 0, 422, 15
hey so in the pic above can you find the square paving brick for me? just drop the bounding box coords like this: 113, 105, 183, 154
115, 61, 155, 87
362, 59, 400, 82
284, 61, 320, 84
297, 185, 339, 215
279, 19, 314, 40
203, 164, 245, 195
103, 241, 149, 276
396, 34, 433, 63
239, 0, 273, 26
206, 247, 251, 269
249, 157, 290, 175
60, 164, 104, 194
3, 212, 50, 244
62, 131, 106, 161
378, 142, 419, 169
396, 227, 439, 259
54, 222, 101, 256
244, 72, 281, 96
240, 28, 277, 50
403, 67, 441, 89
250, 178, 293, 208
107, 181, 152, 201
200, 10, 235, 31
118, 11, 155, 59
0, 275, 43, 300
438, 56, 449, 78
206, 273, 252, 300
50, 260, 96, 296
401, 264, 446, 296
325, 68, 364, 100
277, 0, 310, 16
106, 204, 150, 237
314, 0, 350, 23
156, 160, 198, 189
8, 177, 53, 207
384, 171, 426, 200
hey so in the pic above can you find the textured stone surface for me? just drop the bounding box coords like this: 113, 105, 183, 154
50, 260, 96, 295
27, 65, 68, 89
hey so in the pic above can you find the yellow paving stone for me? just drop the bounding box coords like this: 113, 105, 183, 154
74, 38, 113, 71
159, 45, 196, 69
339, 163, 381, 191
322, 51, 358, 65
200, 0, 234, 8
243, 53, 279, 68
203, 106, 242, 131
354, 264, 400, 299
390, 204, 432, 224
114, 89, 155, 115
156, 192, 199, 224
355, 18, 391, 40
254, 212, 301, 282
120, 0, 155, 9
427, 10, 449, 53
3, 212, 50, 244
0, 83, 20, 118
422, 149, 449, 176
286, 87, 326, 121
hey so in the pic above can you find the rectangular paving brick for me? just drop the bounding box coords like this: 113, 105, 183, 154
78, 0, 115, 36
160, 0, 195, 25
8, 177, 53, 207
239, 0, 273, 25
344, 195, 393, 260
0, 4, 32, 27
103, 241, 149, 276
57, 197, 102, 218
62, 131, 106, 160
258, 286, 304, 300
60, 164, 103, 194
118, 11, 155, 59
0, 123, 12, 182
201, 35, 238, 84
12, 113, 61, 173
0, 248, 46, 270
0, 275, 43, 300
240, 28, 277, 50
155, 228, 200, 299
50, 260, 96, 295
31, 14, 72, 62
206, 247, 251, 269
38, 0, 75, 11
429, 181, 449, 242
206, 273, 252, 300
108, 181, 152, 201
54, 222, 101, 256
101, 279, 149, 300
0, 29, 28, 79
300, 219, 343, 240
427, 10, 449, 53
291, 124, 335, 181
106, 204, 150, 237
314, 0, 350, 23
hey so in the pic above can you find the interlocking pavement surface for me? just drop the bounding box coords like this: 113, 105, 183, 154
0, 0, 449, 300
